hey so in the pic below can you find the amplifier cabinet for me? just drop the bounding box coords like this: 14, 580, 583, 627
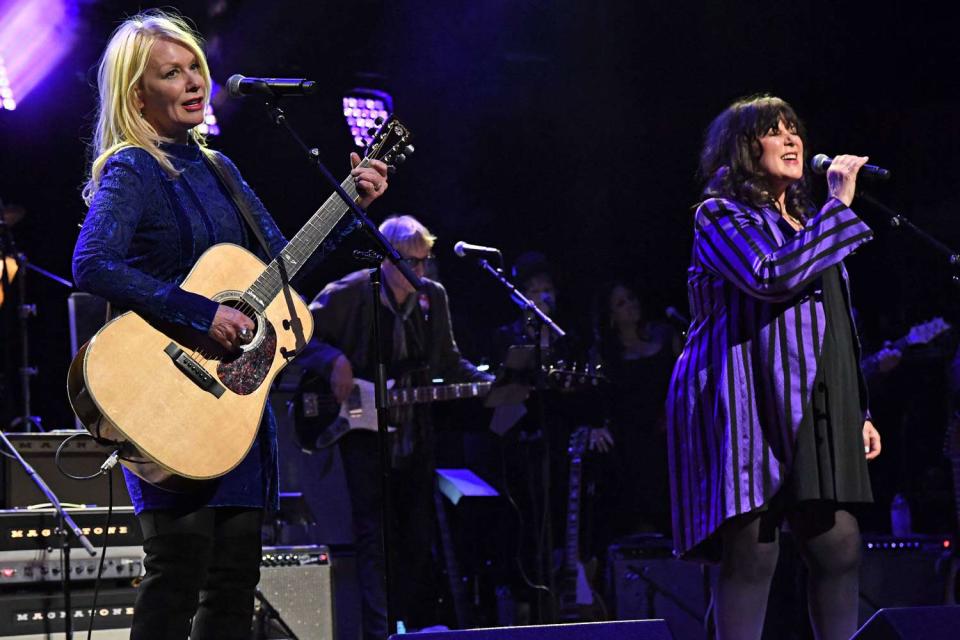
258, 545, 335, 640
0, 507, 140, 555
607, 536, 709, 640
0, 585, 135, 639
1, 432, 131, 508
859, 534, 952, 620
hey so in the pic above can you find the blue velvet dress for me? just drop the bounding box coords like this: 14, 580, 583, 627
73, 141, 291, 514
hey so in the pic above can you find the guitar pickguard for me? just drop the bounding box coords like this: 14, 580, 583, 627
216, 322, 278, 395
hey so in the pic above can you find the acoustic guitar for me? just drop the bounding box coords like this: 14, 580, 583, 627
67, 118, 413, 490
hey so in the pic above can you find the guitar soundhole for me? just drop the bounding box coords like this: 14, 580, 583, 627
217, 321, 278, 395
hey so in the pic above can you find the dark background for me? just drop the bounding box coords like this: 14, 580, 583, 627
2, 0, 960, 532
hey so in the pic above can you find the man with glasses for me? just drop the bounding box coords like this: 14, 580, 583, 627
297, 215, 491, 639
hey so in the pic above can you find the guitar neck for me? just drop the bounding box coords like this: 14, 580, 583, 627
242, 172, 363, 313
564, 455, 583, 571
387, 381, 492, 408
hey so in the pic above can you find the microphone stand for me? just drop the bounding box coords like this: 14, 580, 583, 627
857, 190, 960, 284
0, 430, 96, 640
254, 588, 300, 640
0, 217, 73, 431
255, 95, 421, 638
467, 257, 566, 622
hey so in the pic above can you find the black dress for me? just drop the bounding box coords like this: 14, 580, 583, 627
785, 264, 873, 504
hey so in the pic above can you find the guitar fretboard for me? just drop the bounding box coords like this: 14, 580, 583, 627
565, 453, 583, 571
388, 381, 492, 407
242, 174, 363, 313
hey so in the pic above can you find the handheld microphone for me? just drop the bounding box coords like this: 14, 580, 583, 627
453, 241, 502, 260
810, 154, 891, 181
226, 74, 317, 98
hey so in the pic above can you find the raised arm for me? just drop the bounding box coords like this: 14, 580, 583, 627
695, 196, 873, 302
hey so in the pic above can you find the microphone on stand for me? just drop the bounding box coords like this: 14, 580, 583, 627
226, 74, 317, 98
453, 241, 502, 260
810, 154, 891, 181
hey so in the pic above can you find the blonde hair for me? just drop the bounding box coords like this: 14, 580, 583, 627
82, 10, 212, 205
379, 215, 437, 254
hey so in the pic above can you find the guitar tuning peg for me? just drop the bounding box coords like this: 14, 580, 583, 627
395, 153, 407, 164
387, 165, 397, 174
375, 116, 384, 126
367, 127, 378, 137
403, 144, 415, 155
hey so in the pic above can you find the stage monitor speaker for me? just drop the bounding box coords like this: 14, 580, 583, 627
851, 606, 960, 639
257, 545, 334, 640
389, 620, 673, 639
0, 585, 135, 639
607, 535, 708, 640
2, 432, 131, 508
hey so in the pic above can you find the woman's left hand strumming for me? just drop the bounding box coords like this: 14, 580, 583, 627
863, 419, 882, 460
351, 152, 389, 208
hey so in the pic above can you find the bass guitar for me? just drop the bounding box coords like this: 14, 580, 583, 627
293, 365, 604, 452
556, 426, 606, 622
67, 118, 413, 490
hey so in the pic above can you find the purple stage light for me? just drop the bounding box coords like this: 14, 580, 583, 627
197, 81, 221, 136
342, 87, 393, 147
0, 0, 78, 110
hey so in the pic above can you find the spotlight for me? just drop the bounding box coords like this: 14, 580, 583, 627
0, 0, 78, 109
342, 87, 393, 147
0, 56, 13, 111
197, 82, 221, 136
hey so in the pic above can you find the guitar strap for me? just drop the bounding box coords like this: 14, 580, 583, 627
203, 150, 275, 258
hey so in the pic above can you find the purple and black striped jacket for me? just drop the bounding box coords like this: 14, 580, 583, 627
666, 196, 874, 559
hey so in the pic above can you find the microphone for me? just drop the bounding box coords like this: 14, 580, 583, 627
226, 74, 317, 98
665, 306, 690, 327
453, 241, 502, 260
810, 154, 891, 181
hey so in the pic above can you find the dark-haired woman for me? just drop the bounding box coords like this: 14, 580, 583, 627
591, 281, 679, 538
666, 95, 881, 640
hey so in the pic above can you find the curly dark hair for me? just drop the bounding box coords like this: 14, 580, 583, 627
698, 94, 815, 220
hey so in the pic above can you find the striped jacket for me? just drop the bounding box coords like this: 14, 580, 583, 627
666, 196, 873, 559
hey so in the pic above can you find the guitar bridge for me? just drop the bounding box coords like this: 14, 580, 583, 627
164, 343, 226, 398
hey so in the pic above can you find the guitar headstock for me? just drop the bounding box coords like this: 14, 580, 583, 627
547, 362, 606, 392
362, 116, 414, 171
906, 317, 951, 347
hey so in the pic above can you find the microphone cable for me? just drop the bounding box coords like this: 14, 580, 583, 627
53, 432, 122, 640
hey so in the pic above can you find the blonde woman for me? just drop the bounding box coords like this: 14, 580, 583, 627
73, 10, 388, 638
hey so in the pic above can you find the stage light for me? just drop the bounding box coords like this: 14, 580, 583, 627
342, 88, 393, 147
196, 82, 221, 136
0, 0, 78, 110
0, 55, 13, 111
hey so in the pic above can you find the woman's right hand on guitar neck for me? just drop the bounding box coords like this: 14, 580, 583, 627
331, 354, 355, 404
208, 304, 255, 351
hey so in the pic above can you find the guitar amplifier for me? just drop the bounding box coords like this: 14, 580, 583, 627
859, 534, 953, 619
1, 432, 131, 508
0, 585, 136, 639
0, 506, 140, 553
606, 535, 709, 640
257, 545, 335, 640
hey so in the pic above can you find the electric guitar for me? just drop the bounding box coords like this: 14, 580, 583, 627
556, 427, 606, 622
292, 365, 604, 452
66, 117, 413, 490
861, 317, 951, 377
